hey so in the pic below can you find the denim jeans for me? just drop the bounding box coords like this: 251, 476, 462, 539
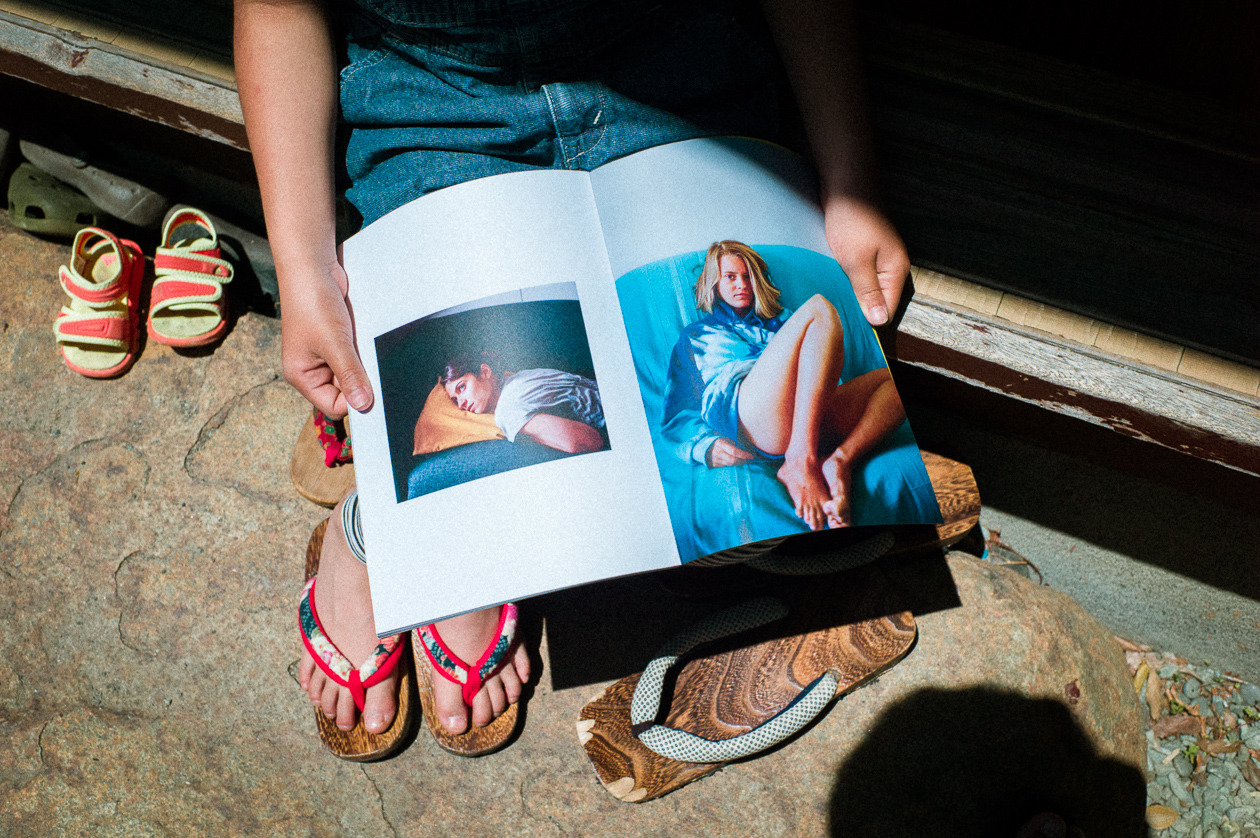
339, 0, 783, 226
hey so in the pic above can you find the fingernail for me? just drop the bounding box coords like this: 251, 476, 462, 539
348, 388, 371, 412
867, 304, 888, 325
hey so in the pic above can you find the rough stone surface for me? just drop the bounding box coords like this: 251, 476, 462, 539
0, 214, 1147, 835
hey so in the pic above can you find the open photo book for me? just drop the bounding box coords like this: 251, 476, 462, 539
343, 137, 943, 636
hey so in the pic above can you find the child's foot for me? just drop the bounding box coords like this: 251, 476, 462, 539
777, 454, 832, 531
820, 449, 853, 529
298, 498, 399, 734
426, 607, 531, 734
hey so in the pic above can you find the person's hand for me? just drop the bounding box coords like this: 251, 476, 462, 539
823, 194, 910, 327
706, 437, 755, 468
279, 258, 374, 419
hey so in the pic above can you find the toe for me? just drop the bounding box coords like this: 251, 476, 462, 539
361, 679, 397, 734
307, 669, 329, 707
486, 678, 508, 718
431, 675, 470, 734
298, 655, 315, 690
500, 664, 522, 704
319, 678, 341, 719
334, 688, 358, 731
470, 691, 493, 728
512, 643, 531, 685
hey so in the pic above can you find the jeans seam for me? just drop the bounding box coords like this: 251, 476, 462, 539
542, 85, 568, 165
339, 47, 390, 88
547, 86, 608, 169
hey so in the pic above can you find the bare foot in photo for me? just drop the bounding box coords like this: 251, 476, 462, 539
821, 449, 854, 528
777, 454, 832, 531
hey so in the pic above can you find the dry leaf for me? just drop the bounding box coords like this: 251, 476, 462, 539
1243, 757, 1260, 792
1220, 709, 1238, 730
1133, 662, 1150, 692
1117, 636, 1144, 652
1201, 737, 1241, 756
1147, 672, 1166, 721
1145, 804, 1178, 830
1152, 714, 1202, 739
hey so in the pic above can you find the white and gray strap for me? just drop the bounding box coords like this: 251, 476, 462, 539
745, 528, 894, 576
341, 489, 367, 565
629, 597, 838, 763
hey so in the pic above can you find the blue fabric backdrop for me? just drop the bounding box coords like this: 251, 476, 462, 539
615, 244, 941, 563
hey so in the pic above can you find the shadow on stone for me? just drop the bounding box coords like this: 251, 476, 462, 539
827, 686, 1148, 838
542, 549, 961, 691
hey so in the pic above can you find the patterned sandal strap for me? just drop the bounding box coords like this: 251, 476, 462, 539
299, 577, 405, 712
628, 596, 838, 763
314, 409, 353, 466
745, 529, 894, 576
417, 603, 519, 707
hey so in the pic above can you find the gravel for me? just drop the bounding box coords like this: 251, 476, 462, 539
1128, 649, 1260, 837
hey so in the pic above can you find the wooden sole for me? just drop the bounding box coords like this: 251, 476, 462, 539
577, 569, 916, 802
894, 450, 980, 555
290, 414, 355, 508
303, 520, 414, 762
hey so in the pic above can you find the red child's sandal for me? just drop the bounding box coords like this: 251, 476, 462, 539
147, 207, 233, 347
54, 226, 144, 378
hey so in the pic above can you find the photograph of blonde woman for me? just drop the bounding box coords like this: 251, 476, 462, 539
663, 240, 906, 531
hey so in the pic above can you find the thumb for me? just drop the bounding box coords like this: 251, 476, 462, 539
327, 343, 374, 414
843, 256, 890, 327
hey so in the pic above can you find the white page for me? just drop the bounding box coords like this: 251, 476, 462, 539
344, 170, 678, 635
591, 138, 829, 277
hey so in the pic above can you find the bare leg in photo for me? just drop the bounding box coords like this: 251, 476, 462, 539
737, 294, 904, 530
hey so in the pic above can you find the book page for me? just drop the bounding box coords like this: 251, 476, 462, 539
344, 170, 678, 634
592, 137, 829, 276
590, 138, 942, 563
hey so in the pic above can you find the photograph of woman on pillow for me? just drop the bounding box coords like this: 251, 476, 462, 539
442, 355, 608, 455
662, 240, 906, 531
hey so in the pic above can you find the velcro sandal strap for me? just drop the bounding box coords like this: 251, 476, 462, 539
628, 597, 838, 763
60, 265, 127, 306
150, 277, 226, 310
299, 577, 406, 713
55, 308, 130, 348
59, 227, 133, 306
153, 248, 233, 280
418, 603, 519, 707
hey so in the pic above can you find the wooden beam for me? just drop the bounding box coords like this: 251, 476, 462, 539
894, 271, 1260, 477
0, 9, 246, 149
